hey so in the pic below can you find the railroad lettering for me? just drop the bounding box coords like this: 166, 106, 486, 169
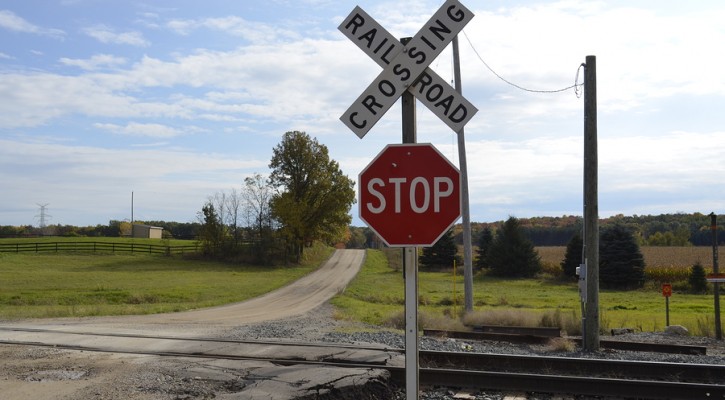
349, 112, 366, 129
407, 46, 426, 65
413, 70, 470, 124
447, 4, 466, 22
358, 28, 378, 49
393, 64, 411, 81
378, 80, 396, 97
362, 95, 382, 115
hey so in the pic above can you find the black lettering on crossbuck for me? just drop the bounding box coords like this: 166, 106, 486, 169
339, 0, 477, 138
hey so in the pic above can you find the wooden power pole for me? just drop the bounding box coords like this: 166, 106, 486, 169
583, 55, 600, 351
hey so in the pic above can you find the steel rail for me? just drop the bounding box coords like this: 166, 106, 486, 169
419, 350, 725, 383
412, 367, 725, 400
0, 326, 397, 352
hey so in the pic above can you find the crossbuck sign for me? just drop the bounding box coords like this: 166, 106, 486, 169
339, 0, 477, 138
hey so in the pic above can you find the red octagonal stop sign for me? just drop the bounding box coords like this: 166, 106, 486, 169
359, 143, 461, 247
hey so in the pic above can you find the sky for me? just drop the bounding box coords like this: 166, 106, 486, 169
1, 0, 724, 228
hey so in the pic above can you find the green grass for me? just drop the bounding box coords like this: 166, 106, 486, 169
331, 249, 720, 336
0, 244, 332, 319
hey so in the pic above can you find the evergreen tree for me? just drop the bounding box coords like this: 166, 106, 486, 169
487, 216, 541, 277
599, 224, 645, 289
689, 261, 708, 294
561, 232, 583, 278
420, 229, 461, 270
475, 227, 493, 270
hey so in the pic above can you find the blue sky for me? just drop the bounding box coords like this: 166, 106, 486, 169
1, 0, 723, 228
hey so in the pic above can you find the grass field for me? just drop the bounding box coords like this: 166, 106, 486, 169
331, 248, 722, 336
0, 241, 332, 319
1, 238, 721, 337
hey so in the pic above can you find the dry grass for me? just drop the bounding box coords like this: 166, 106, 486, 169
546, 337, 577, 352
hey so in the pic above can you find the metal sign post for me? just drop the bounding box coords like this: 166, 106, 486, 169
662, 283, 672, 326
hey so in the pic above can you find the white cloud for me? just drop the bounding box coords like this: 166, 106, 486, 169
0, 138, 266, 225
59, 54, 127, 70
82, 24, 150, 46
94, 122, 185, 138
165, 16, 301, 43
0, 10, 65, 38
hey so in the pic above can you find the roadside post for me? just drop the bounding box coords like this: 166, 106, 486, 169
339, 1, 475, 397
662, 283, 672, 326
708, 213, 722, 340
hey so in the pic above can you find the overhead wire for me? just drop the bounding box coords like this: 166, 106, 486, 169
461, 30, 584, 96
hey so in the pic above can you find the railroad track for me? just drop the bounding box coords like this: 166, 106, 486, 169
0, 327, 722, 399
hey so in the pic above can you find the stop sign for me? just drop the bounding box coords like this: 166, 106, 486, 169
359, 143, 461, 247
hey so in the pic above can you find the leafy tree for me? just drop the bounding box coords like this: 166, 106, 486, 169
268, 131, 355, 260
420, 229, 461, 270
474, 227, 493, 269
242, 173, 275, 241
345, 226, 368, 249
599, 224, 645, 289
689, 261, 708, 294
197, 202, 225, 256
487, 216, 541, 277
561, 232, 583, 278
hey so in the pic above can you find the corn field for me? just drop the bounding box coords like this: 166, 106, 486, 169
536, 246, 722, 283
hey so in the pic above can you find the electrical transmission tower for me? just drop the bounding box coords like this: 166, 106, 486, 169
35, 203, 51, 235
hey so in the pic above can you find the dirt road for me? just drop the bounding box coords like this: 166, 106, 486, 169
0, 249, 367, 399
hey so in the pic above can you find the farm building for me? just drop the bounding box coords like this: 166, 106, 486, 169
132, 224, 163, 239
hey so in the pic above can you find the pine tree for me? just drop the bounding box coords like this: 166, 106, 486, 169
475, 227, 493, 270
420, 229, 460, 270
689, 261, 708, 294
487, 216, 541, 277
561, 232, 583, 278
599, 224, 645, 289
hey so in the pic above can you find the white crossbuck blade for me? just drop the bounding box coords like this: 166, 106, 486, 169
339, 0, 478, 138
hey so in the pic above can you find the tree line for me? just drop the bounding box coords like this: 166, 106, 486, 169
455, 212, 724, 247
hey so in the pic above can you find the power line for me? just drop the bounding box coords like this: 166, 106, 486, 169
462, 30, 584, 95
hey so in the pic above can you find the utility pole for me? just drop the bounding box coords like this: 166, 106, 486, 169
452, 35, 474, 313
583, 55, 600, 351
711, 212, 722, 340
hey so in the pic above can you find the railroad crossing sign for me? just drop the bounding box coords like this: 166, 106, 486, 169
359, 143, 461, 247
339, 0, 477, 138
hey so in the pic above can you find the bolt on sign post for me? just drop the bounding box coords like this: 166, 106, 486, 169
339, 2, 475, 398
662, 283, 672, 327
